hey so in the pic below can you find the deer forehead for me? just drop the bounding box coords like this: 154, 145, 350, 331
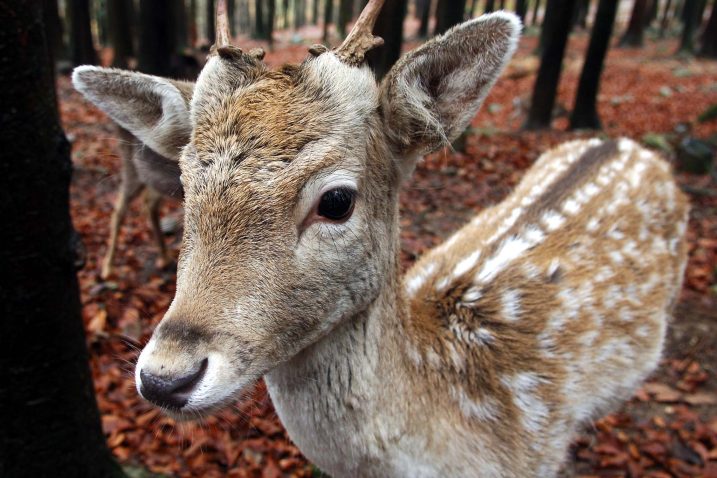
189, 54, 379, 166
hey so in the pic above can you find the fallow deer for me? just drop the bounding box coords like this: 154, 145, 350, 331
72, 1, 689, 476
100, 126, 184, 279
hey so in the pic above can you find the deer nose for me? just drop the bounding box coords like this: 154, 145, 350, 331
139, 358, 208, 409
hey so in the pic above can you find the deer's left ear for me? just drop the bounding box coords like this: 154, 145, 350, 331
379, 12, 520, 163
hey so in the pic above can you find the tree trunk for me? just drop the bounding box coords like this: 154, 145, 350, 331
659, 0, 674, 37
238, 0, 252, 33
254, 0, 266, 38
108, 0, 134, 68
366, 0, 407, 79
620, 0, 650, 47
417, 0, 431, 37
294, 0, 306, 28
139, 0, 176, 76
699, 2, 717, 57
0, 2, 124, 477
485, 0, 495, 12
572, 0, 589, 28
44, 0, 66, 62
434, 0, 465, 35
323, 0, 334, 41
570, 0, 618, 129
524, 0, 576, 130
313, 0, 321, 24
679, 0, 698, 52
175, 0, 188, 51
337, 0, 353, 37
227, 0, 236, 31
189, 0, 198, 46
516, 0, 528, 22
207, 0, 216, 43
646, 0, 659, 25
66, 0, 98, 65
267, 0, 275, 46
531, 0, 542, 26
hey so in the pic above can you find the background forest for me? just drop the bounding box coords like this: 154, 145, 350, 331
1, 0, 717, 477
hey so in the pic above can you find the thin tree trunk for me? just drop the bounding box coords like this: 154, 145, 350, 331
323, 0, 334, 41
313, 0, 321, 24
207, 0, 216, 43
418, 0, 431, 37
572, 0, 589, 28
524, 0, 576, 130
516, 0, 528, 22
499, 0, 506, 9
570, 0, 618, 129
531, 0, 542, 26
255, 0, 266, 38
0, 3, 124, 476
108, 0, 134, 68
679, 0, 698, 52
67, 0, 98, 65
699, 1, 717, 57
366, 0, 407, 79
267, 0, 275, 46
435, 0, 465, 35
139, 0, 176, 76
485, 0, 495, 12
660, 0, 675, 37
227, 0, 236, 31
337, 0, 352, 37
189, 0, 198, 46
620, 0, 650, 46
44, 0, 66, 62
176, 0, 188, 51
294, 0, 306, 28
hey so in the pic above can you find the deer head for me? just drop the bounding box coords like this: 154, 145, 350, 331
73, 0, 520, 414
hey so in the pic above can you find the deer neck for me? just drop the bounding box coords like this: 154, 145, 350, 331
264, 236, 416, 473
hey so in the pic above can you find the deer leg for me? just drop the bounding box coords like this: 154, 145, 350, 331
102, 134, 143, 280
144, 187, 170, 269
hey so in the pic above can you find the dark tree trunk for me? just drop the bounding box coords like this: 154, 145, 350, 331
294, 0, 306, 28
190, 0, 198, 46
679, 0, 698, 52
531, 0, 542, 26
516, 0, 528, 22
227, 0, 236, 30
323, 0, 334, 41
647, 0, 659, 25
139, 0, 176, 76
254, 0, 266, 38
660, 0, 674, 37
0, 2, 124, 477
417, 0, 431, 37
312, 0, 321, 24
524, 0, 576, 130
238, 0, 252, 32
283, 0, 290, 27
175, 0, 188, 51
66, 0, 98, 65
699, 2, 717, 57
44, 0, 65, 62
267, 0, 275, 46
570, 0, 618, 129
366, 0, 407, 79
207, 0, 216, 43
485, 0, 495, 12
434, 0, 465, 35
572, 0, 589, 28
620, 0, 650, 46
499, 0, 506, 9
337, 0, 353, 37
108, 0, 134, 68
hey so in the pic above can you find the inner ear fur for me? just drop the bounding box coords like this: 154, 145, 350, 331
380, 12, 521, 158
72, 66, 194, 160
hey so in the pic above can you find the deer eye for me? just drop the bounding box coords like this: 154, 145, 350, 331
317, 187, 355, 222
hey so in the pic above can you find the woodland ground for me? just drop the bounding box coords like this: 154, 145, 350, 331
60, 27, 717, 478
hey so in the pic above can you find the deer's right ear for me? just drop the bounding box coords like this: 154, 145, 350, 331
379, 12, 520, 171
72, 66, 193, 160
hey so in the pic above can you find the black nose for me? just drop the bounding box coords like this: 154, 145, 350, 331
139, 358, 208, 409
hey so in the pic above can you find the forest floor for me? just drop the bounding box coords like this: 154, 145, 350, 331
59, 28, 717, 478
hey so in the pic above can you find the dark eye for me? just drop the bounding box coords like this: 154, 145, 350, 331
317, 188, 355, 222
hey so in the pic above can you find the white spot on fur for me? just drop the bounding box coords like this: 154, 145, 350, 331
453, 250, 482, 278
502, 373, 549, 434
541, 210, 565, 231
450, 386, 499, 422
501, 289, 521, 321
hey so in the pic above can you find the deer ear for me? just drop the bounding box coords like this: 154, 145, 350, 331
380, 12, 520, 161
72, 66, 194, 160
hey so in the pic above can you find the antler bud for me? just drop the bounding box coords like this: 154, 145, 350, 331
334, 0, 385, 66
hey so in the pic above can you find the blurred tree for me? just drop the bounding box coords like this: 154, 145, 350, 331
323, 0, 334, 41
499, 0, 506, 9
0, 2, 124, 477
525, 0, 576, 130
699, 1, 717, 57
531, 0, 542, 26
267, 0, 275, 46
417, 0, 431, 37
620, 0, 651, 47
570, 0, 618, 129
139, 0, 176, 76
572, 0, 589, 28
207, 0, 216, 43
255, 0, 266, 38
516, 0, 528, 23
435, 0, 465, 35
238, 0, 252, 32
679, 0, 698, 52
176, 0, 188, 50
485, 0, 495, 12
228, 0, 236, 29
67, 0, 98, 65
282, 0, 289, 27
190, 0, 198, 46
295, 0, 306, 28
338, 0, 353, 37
367, 0, 407, 79
312, 0, 321, 24
108, 0, 135, 68
43, 0, 65, 63
659, 0, 675, 37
